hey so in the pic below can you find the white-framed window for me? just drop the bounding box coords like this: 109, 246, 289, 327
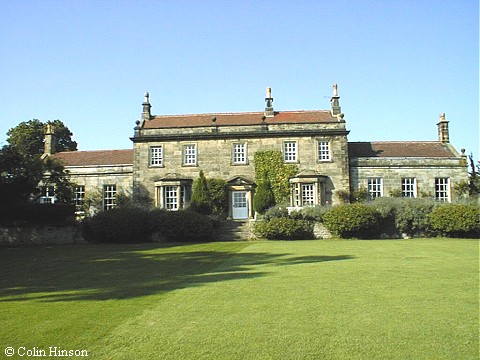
368, 178, 383, 199
435, 178, 451, 202
283, 141, 298, 162
39, 186, 55, 204
402, 178, 417, 198
318, 141, 331, 161
301, 183, 315, 205
103, 185, 116, 211
74, 185, 85, 209
292, 182, 317, 207
162, 185, 190, 210
183, 144, 197, 166
232, 143, 247, 164
150, 146, 163, 166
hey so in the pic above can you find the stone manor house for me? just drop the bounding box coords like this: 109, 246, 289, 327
45, 85, 468, 220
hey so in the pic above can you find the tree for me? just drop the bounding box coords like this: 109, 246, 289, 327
6, 119, 77, 156
190, 170, 211, 214
1, 119, 77, 207
253, 173, 276, 214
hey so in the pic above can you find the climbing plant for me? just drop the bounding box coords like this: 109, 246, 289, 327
253, 150, 298, 204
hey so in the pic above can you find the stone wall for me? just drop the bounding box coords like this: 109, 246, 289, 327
0, 226, 86, 246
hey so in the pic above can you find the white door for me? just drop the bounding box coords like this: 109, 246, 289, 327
232, 191, 249, 220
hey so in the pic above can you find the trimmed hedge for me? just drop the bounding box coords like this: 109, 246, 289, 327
81, 207, 153, 243
253, 217, 314, 240
322, 204, 380, 239
150, 209, 214, 242
429, 204, 480, 238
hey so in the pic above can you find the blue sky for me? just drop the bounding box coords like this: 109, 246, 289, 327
1, 0, 478, 159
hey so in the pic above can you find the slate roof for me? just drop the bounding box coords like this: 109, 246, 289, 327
348, 142, 457, 158
53, 149, 133, 166
144, 110, 337, 129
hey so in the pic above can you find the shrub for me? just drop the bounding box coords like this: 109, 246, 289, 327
394, 198, 437, 237
335, 190, 350, 204
253, 175, 276, 214
322, 204, 380, 238
206, 178, 227, 215
253, 217, 314, 240
263, 205, 289, 220
81, 207, 153, 243
296, 206, 330, 222
351, 187, 369, 203
190, 171, 211, 215
150, 209, 214, 242
429, 204, 480, 238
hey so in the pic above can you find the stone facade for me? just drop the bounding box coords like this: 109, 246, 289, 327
48, 85, 468, 218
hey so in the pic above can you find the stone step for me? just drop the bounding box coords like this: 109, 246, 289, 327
215, 220, 253, 241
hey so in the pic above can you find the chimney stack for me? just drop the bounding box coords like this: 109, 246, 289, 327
44, 124, 56, 155
142, 92, 152, 122
330, 83, 342, 116
437, 113, 450, 143
264, 87, 274, 117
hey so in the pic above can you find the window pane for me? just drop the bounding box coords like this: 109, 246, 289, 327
183, 144, 197, 165
301, 183, 315, 205
284, 141, 297, 162
435, 178, 450, 202
368, 178, 382, 199
104, 185, 116, 211
318, 141, 331, 161
150, 146, 163, 166
74, 186, 85, 208
402, 178, 416, 198
233, 143, 246, 164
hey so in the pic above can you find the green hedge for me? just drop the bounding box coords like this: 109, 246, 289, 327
322, 204, 380, 239
429, 204, 480, 238
253, 217, 314, 240
150, 209, 214, 242
81, 207, 153, 243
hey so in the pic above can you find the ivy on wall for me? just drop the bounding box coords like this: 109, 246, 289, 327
253, 150, 298, 204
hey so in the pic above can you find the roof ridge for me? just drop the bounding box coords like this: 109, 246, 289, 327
151, 109, 329, 118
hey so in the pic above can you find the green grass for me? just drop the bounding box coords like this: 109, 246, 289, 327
0, 239, 478, 359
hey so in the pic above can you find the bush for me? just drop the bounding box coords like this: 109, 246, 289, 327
429, 204, 480, 238
190, 171, 211, 215
150, 209, 214, 242
394, 198, 437, 237
322, 204, 380, 238
253, 217, 314, 240
296, 206, 330, 222
253, 175, 276, 214
206, 178, 227, 215
263, 205, 289, 220
81, 207, 153, 243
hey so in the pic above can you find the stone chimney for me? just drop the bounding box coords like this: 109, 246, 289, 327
264, 87, 274, 117
330, 83, 342, 116
142, 92, 152, 122
44, 124, 56, 155
437, 113, 450, 143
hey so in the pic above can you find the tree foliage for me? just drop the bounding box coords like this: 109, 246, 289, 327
0, 119, 76, 207
253, 173, 275, 214
190, 170, 211, 214
7, 119, 77, 155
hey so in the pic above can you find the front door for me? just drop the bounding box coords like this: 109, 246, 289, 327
232, 191, 249, 220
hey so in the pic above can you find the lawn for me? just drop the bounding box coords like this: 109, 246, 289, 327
0, 239, 478, 359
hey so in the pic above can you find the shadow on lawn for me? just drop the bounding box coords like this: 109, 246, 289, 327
0, 244, 354, 302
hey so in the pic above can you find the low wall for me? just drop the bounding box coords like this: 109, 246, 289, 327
0, 226, 86, 246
